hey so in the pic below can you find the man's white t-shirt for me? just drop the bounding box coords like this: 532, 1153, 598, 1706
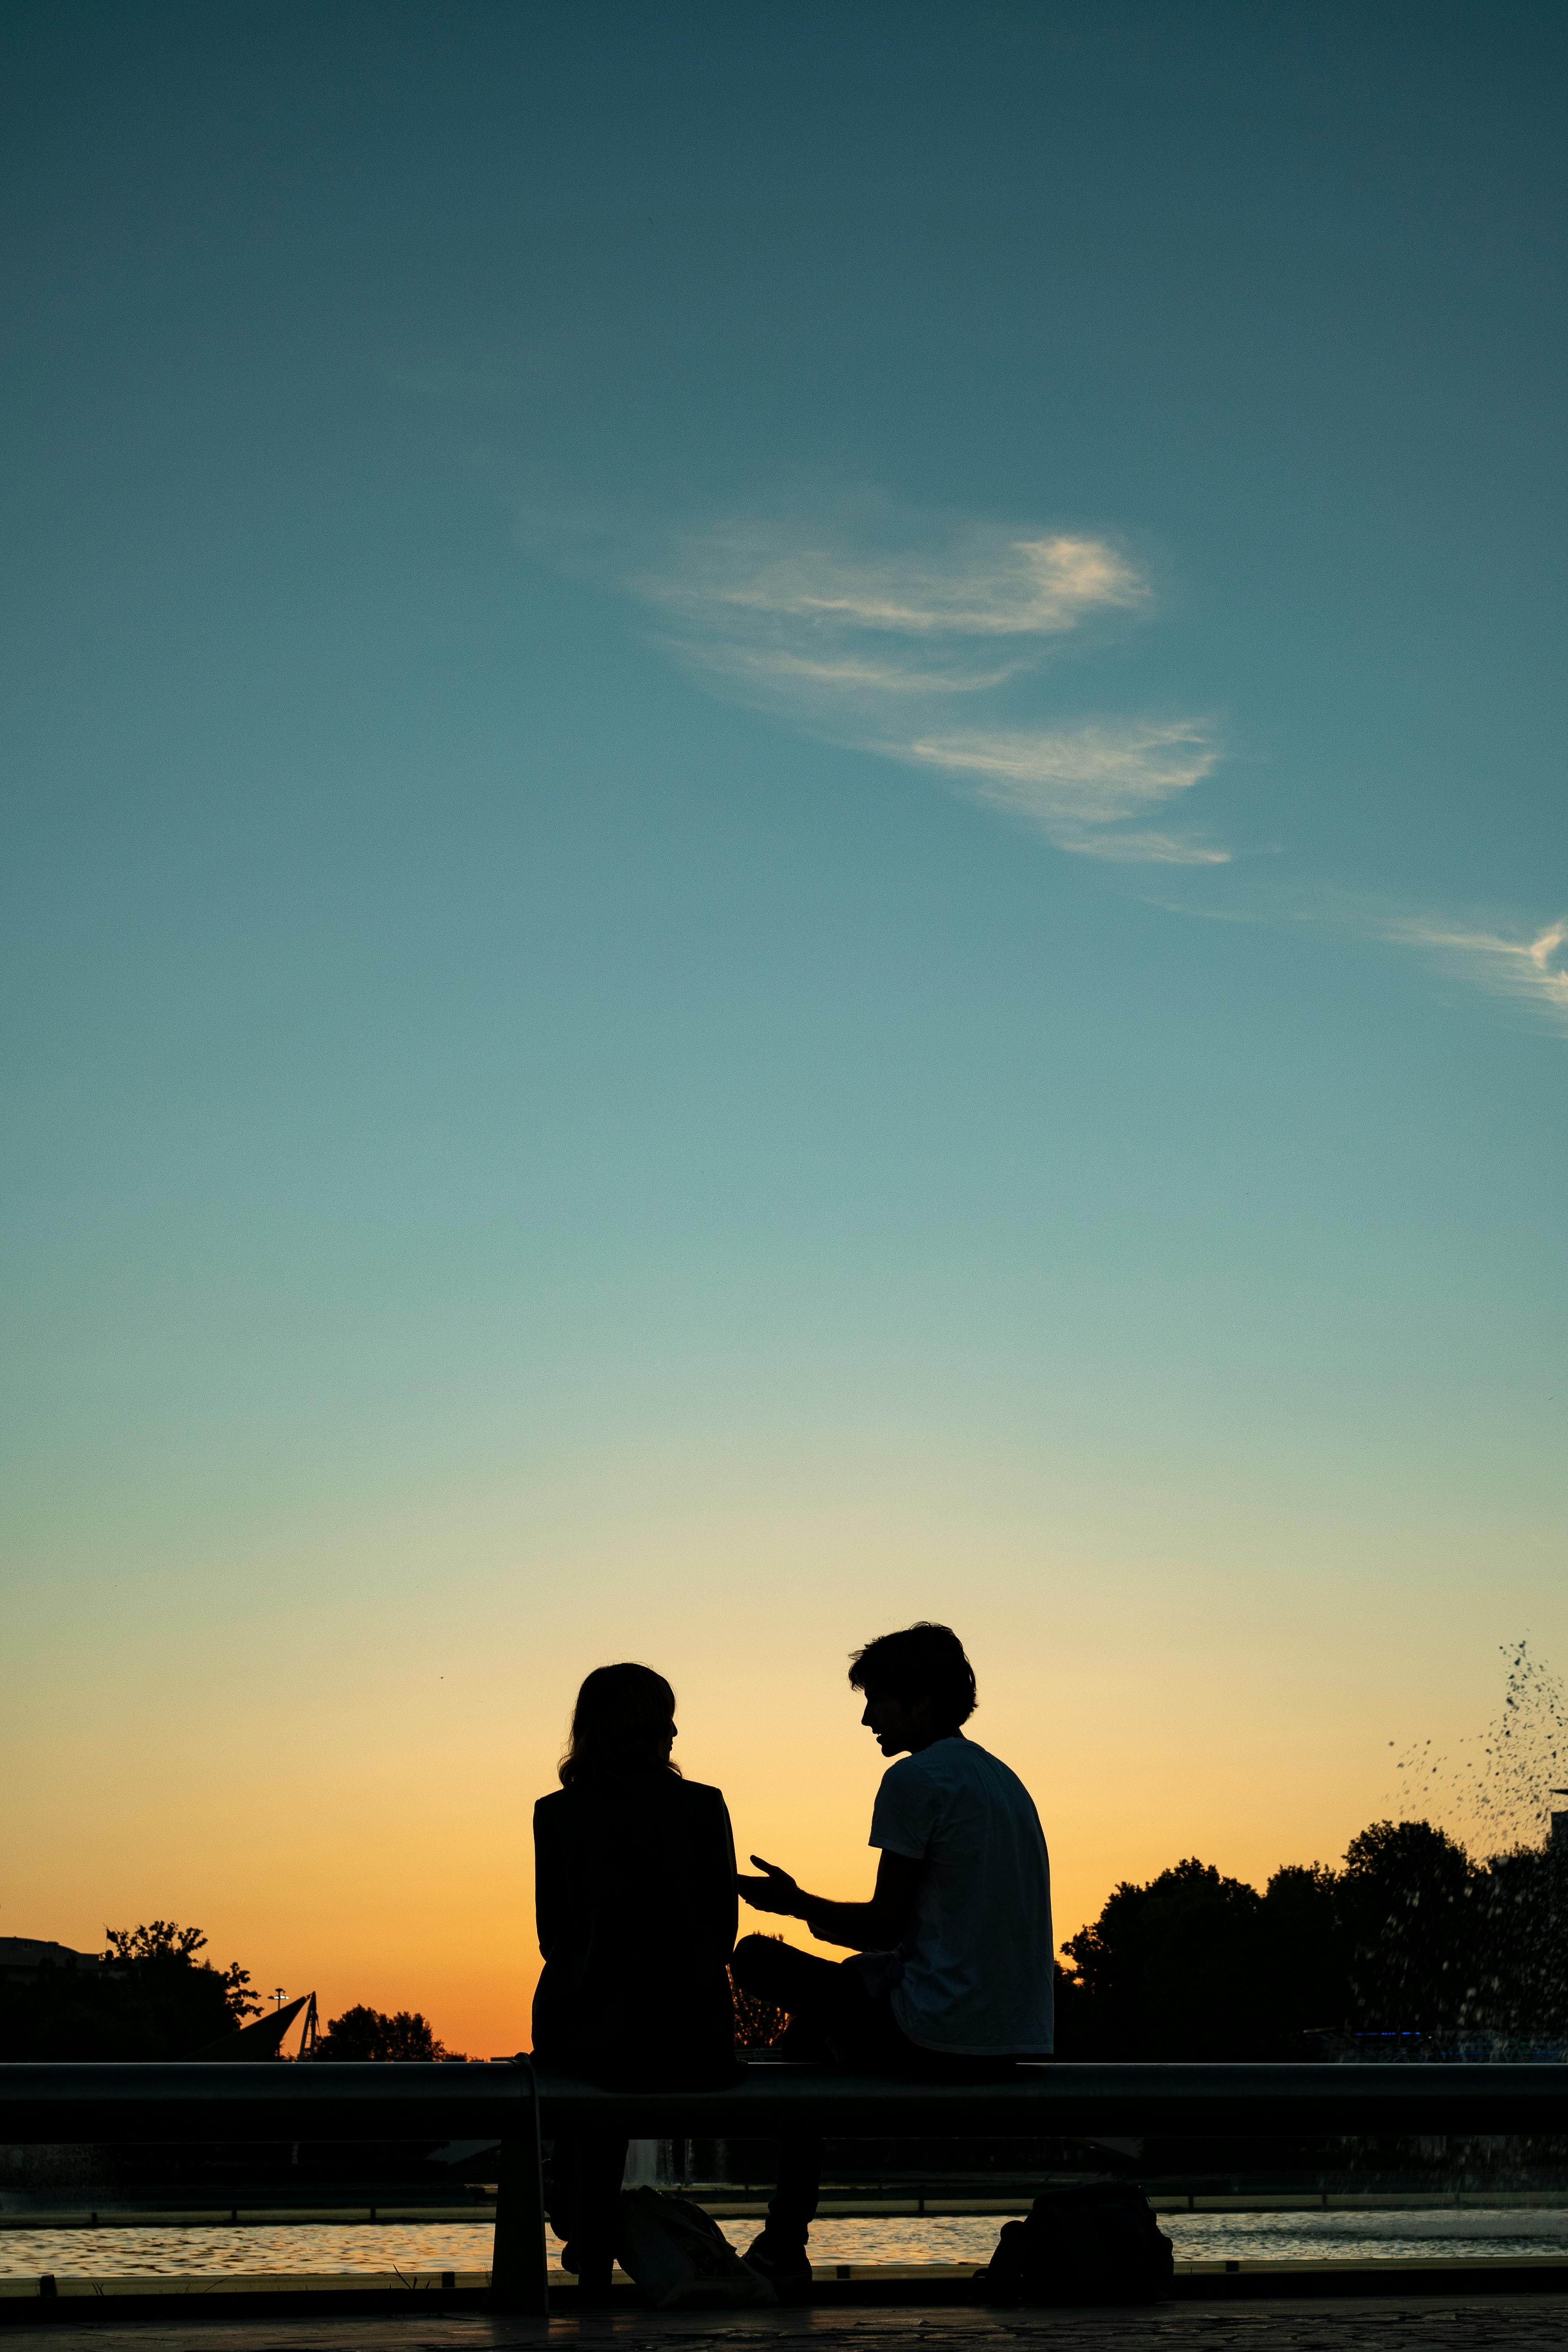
869, 1732, 1053, 2056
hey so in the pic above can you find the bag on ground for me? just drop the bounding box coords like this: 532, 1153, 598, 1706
613, 2185, 778, 2309
975, 2182, 1175, 2305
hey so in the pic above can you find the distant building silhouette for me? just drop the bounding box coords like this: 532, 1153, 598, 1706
0, 1937, 104, 1978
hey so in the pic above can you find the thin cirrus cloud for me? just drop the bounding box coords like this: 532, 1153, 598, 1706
900, 721, 1227, 867
649, 519, 1147, 641
521, 474, 1566, 1035
625, 497, 1229, 867
1380, 914, 1568, 1032
1149, 886, 1568, 1038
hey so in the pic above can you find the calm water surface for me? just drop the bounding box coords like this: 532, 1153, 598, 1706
3, 2208, 1568, 2276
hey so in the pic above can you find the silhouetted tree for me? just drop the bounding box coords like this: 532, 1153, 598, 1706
1059, 1858, 1272, 2058
311, 2003, 456, 2060
0, 1922, 258, 2060
1341, 1820, 1478, 2034
1258, 1861, 1350, 2037
1058, 1815, 1567, 2059
105, 1920, 258, 2025
1455, 1843, 1567, 2039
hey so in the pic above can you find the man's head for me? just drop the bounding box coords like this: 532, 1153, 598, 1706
848, 1622, 977, 1756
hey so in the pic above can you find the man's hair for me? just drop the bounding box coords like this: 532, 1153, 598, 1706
848, 1622, 977, 1726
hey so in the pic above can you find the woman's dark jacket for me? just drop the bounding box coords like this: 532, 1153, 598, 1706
532, 1770, 740, 2090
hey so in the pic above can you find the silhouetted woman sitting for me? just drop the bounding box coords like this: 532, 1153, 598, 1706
533, 1662, 739, 2295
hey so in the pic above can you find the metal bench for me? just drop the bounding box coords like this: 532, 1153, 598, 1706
3, 2058, 1564, 2313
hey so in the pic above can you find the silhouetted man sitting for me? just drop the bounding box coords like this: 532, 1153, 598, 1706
732, 1621, 1053, 2289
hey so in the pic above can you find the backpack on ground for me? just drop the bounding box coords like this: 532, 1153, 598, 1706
975, 2182, 1175, 2305
613, 2186, 778, 2309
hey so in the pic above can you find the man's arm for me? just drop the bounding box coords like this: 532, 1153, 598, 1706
738, 1849, 922, 1951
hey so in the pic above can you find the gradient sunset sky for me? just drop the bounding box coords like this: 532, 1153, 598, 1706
4, 0, 1566, 2055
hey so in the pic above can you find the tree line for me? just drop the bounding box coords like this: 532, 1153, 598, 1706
7, 1814, 1562, 2064
0, 1921, 458, 2062
1052, 1818, 1568, 2060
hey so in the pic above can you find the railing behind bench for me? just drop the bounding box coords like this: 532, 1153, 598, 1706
2, 2059, 1565, 2315
0, 2060, 550, 2313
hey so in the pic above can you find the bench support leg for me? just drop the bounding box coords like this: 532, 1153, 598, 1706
492, 2061, 549, 2315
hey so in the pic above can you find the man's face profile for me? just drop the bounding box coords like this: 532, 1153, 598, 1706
860, 1688, 936, 1756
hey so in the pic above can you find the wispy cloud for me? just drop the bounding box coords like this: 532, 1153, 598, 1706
616, 491, 1226, 866
1138, 874, 1568, 1035
1380, 913, 1568, 1030
898, 720, 1227, 864
437, 393, 1568, 1043
520, 475, 1566, 1033
648, 520, 1146, 643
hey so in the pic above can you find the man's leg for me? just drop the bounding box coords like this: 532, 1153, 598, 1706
732, 1931, 849, 2057
730, 1936, 878, 2274
732, 1941, 1032, 2263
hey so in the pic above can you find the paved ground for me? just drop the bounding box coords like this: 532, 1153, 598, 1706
2, 2302, 1568, 2352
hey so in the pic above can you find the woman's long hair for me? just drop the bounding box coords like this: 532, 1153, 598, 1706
559, 1662, 680, 1789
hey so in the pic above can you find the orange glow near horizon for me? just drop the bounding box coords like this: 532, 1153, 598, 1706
6, 1496, 1524, 2059
8, 0, 1568, 2107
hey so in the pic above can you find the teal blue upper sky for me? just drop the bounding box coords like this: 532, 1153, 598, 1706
3, 4, 1566, 1977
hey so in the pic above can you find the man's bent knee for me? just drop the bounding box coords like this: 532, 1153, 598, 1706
732, 1933, 777, 1982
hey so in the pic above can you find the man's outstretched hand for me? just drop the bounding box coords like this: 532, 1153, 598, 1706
738, 1855, 804, 1916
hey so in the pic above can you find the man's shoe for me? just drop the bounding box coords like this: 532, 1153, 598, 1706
743, 2232, 812, 2301
559, 2244, 619, 2303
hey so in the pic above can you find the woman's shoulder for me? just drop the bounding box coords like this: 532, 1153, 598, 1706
536, 1773, 727, 1818
668, 1776, 729, 1814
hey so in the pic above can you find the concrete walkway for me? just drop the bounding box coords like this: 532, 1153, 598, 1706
2, 2300, 1568, 2352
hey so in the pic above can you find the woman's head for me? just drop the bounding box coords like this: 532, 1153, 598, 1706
559, 1662, 679, 1788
